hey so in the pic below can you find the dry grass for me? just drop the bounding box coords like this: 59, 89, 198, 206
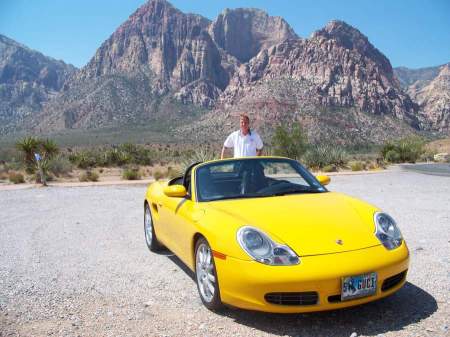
426, 138, 450, 154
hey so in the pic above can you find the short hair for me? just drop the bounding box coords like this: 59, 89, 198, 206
239, 113, 250, 123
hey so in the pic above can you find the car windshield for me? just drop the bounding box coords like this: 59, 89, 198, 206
195, 158, 327, 202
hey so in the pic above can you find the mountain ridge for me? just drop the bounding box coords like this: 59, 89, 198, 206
1, 0, 449, 143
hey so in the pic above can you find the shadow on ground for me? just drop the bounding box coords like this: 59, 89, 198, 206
165, 252, 437, 337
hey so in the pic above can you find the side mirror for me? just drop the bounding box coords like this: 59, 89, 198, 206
163, 184, 187, 197
316, 174, 331, 186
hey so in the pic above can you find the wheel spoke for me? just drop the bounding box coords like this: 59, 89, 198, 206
207, 272, 215, 283
206, 280, 215, 295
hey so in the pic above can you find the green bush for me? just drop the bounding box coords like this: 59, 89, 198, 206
122, 167, 141, 180
271, 123, 308, 159
48, 155, 73, 177
349, 161, 365, 171
303, 145, 348, 169
79, 170, 99, 182
381, 137, 425, 163
9, 171, 25, 184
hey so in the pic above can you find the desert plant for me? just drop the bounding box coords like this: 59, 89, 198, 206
48, 155, 73, 177
349, 161, 365, 171
271, 123, 308, 159
15, 137, 60, 185
322, 164, 337, 173
179, 147, 216, 172
152, 168, 165, 181
15, 136, 41, 174
122, 167, 141, 180
79, 170, 99, 182
8, 171, 25, 184
303, 145, 348, 169
381, 137, 425, 163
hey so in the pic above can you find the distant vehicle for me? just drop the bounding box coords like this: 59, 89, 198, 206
143, 157, 409, 313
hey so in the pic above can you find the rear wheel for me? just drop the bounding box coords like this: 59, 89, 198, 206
195, 237, 223, 311
144, 203, 163, 252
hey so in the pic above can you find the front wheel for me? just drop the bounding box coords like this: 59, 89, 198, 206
195, 237, 223, 311
144, 203, 163, 252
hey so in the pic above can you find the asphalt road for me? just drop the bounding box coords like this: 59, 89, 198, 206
400, 163, 450, 177
0, 170, 449, 337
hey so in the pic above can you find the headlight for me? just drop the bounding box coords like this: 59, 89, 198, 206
237, 226, 300, 265
374, 212, 403, 250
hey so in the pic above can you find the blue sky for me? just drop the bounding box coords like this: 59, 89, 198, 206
1, 0, 449, 69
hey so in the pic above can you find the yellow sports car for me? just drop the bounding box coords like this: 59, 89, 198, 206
144, 157, 409, 313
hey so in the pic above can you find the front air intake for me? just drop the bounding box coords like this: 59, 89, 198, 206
382, 270, 407, 292
265, 292, 318, 306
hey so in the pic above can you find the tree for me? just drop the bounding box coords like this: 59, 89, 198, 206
16, 137, 60, 185
271, 123, 308, 159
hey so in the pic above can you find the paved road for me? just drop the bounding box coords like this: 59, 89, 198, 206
0, 170, 449, 337
400, 163, 450, 177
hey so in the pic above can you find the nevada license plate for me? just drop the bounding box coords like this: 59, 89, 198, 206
341, 272, 377, 301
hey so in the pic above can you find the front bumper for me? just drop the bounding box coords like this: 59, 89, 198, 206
215, 243, 409, 313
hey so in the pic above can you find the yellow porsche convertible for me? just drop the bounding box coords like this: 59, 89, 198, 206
144, 157, 409, 313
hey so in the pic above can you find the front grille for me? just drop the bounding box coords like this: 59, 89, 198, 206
382, 270, 407, 292
328, 294, 341, 303
265, 292, 318, 306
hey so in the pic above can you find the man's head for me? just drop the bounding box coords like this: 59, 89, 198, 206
239, 113, 250, 135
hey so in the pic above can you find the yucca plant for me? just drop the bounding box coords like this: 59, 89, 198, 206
179, 147, 217, 173
15, 136, 41, 174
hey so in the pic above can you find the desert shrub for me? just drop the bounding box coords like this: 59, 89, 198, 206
349, 161, 365, 171
167, 166, 182, 179
322, 164, 337, 173
79, 170, 99, 182
8, 171, 25, 184
152, 168, 165, 181
303, 145, 348, 169
48, 155, 73, 177
381, 137, 425, 163
271, 123, 308, 159
118, 143, 155, 166
179, 147, 216, 172
122, 167, 141, 180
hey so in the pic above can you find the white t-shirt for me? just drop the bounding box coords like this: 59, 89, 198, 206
224, 130, 263, 158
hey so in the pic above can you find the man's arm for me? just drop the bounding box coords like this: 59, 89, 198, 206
255, 133, 263, 156
221, 146, 231, 159
222, 133, 234, 159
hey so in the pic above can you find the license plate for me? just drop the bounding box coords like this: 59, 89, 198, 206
341, 272, 377, 301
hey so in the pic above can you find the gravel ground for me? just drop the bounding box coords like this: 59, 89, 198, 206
0, 169, 449, 337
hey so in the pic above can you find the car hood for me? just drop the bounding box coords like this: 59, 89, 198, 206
205, 192, 381, 256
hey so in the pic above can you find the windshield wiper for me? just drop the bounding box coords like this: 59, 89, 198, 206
269, 188, 323, 196
207, 194, 264, 202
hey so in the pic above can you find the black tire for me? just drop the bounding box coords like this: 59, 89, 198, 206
144, 203, 163, 252
195, 237, 223, 311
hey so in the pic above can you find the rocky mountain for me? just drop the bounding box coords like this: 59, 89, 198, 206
209, 8, 298, 63
0, 34, 76, 134
395, 63, 450, 133
180, 20, 421, 144
394, 64, 442, 89
2, 0, 448, 144
38, 0, 301, 132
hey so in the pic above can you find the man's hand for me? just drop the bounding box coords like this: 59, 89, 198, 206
256, 148, 263, 156
221, 146, 227, 159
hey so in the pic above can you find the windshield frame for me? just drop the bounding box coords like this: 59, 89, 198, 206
194, 157, 328, 203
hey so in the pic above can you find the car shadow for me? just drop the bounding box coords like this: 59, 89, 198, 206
164, 252, 437, 336
217, 282, 437, 336
158, 248, 195, 281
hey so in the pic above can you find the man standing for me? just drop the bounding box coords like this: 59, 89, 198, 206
221, 114, 263, 158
